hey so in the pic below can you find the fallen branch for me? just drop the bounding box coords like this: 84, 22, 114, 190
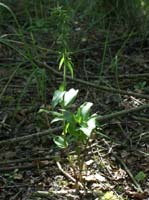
37, 61, 149, 100
0, 104, 148, 146
89, 73, 149, 80
0, 162, 49, 172
0, 155, 57, 165
0, 126, 63, 146
97, 104, 149, 122
131, 115, 149, 123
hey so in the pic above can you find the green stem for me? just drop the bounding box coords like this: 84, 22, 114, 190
63, 61, 67, 90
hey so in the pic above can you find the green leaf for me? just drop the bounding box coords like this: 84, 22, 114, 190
75, 107, 82, 123
51, 90, 65, 108
38, 108, 50, 114
63, 110, 74, 123
51, 117, 63, 123
54, 136, 68, 148
79, 115, 97, 138
64, 123, 70, 134
67, 61, 74, 78
80, 127, 92, 138
50, 111, 63, 117
87, 115, 97, 130
79, 102, 93, 120
51, 111, 64, 123
59, 54, 64, 70
63, 88, 78, 107
135, 171, 146, 182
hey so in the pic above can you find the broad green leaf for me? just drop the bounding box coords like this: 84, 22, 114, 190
79, 102, 93, 120
63, 110, 74, 123
80, 127, 92, 138
87, 115, 97, 130
63, 88, 78, 107
51, 117, 63, 123
79, 115, 97, 138
54, 136, 68, 148
67, 123, 77, 135
51, 90, 65, 108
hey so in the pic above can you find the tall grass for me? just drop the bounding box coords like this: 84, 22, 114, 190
0, 2, 49, 106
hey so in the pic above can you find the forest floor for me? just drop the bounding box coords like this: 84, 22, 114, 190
0, 13, 149, 200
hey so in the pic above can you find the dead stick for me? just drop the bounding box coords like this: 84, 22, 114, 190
37, 61, 149, 100
0, 104, 148, 146
0, 162, 49, 172
90, 73, 149, 79
97, 104, 149, 122
0, 156, 56, 165
0, 126, 63, 146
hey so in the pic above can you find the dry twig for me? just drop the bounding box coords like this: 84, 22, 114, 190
37, 61, 149, 100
